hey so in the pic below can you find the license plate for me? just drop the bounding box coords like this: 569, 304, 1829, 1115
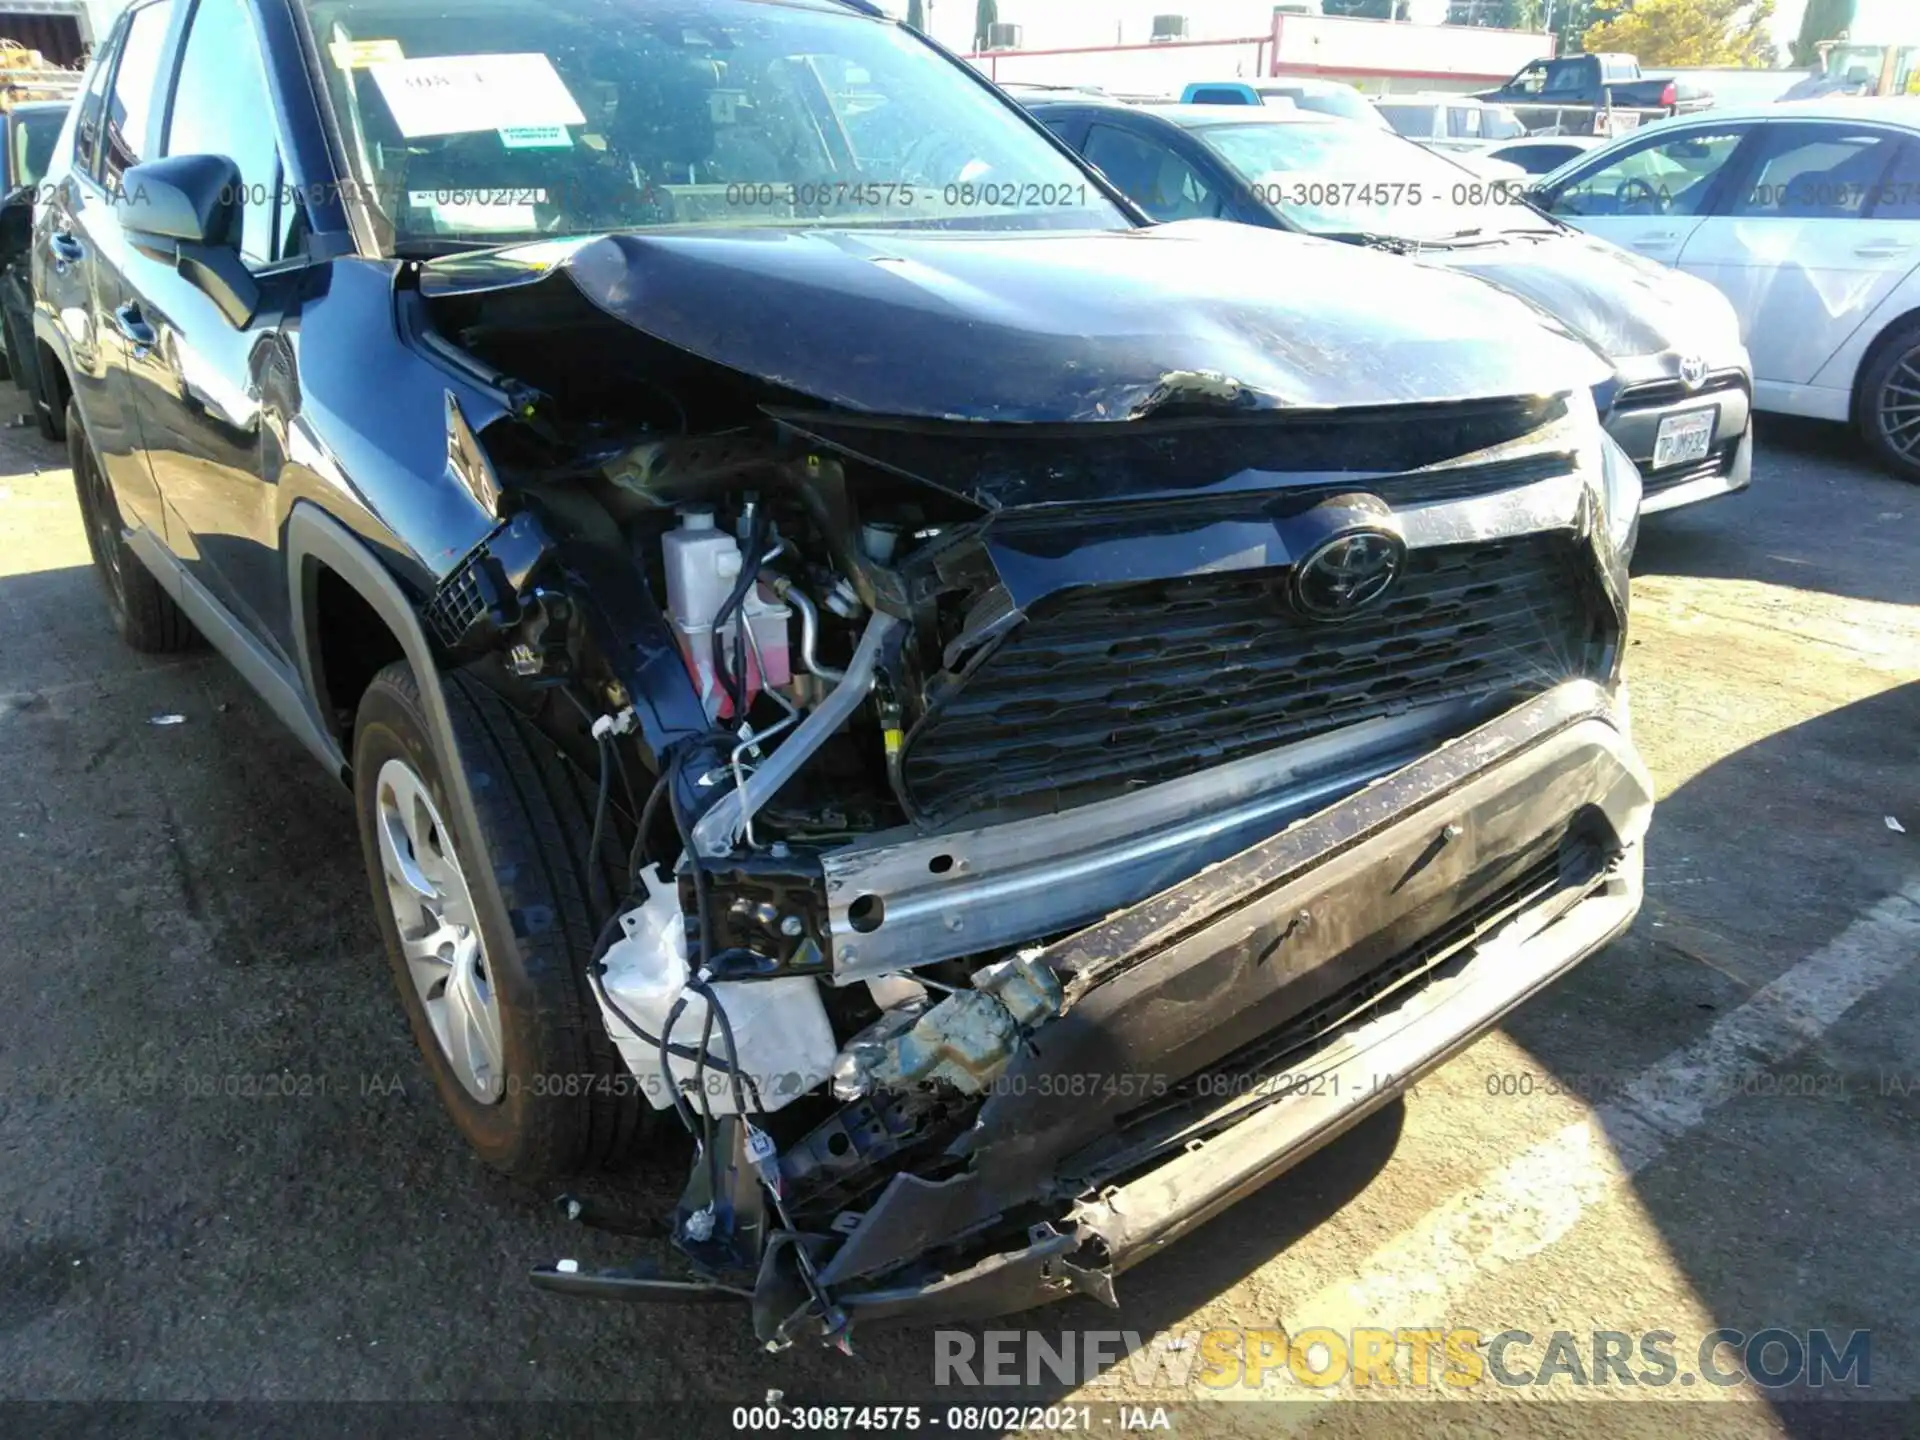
1653, 408, 1716, 470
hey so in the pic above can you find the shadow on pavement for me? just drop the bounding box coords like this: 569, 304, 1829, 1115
1503, 682, 1919, 1430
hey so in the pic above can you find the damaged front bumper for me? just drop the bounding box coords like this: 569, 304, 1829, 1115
818, 678, 1650, 1326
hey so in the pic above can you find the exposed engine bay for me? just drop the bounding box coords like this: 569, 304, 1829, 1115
404, 230, 1639, 1348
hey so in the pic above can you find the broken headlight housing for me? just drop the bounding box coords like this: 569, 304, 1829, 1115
1597, 429, 1644, 566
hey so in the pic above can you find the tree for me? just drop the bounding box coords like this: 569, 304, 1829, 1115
973, 0, 997, 50
1790, 0, 1854, 67
1581, 0, 1777, 67
1550, 0, 1602, 54
906, 0, 925, 29
1449, 0, 1545, 28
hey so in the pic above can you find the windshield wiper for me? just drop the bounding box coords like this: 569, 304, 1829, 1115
1316, 230, 1420, 254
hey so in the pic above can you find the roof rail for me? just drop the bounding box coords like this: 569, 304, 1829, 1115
825, 0, 888, 16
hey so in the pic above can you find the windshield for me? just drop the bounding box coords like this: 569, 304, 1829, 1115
1194, 120, 1547, 241
12, 109, 64, 190
299, 0, 1125, 251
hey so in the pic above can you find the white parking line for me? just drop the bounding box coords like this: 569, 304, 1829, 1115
1263, 878, 1920, 1386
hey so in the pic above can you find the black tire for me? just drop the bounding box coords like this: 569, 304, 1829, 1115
352, 660, 649, 1182
68, 400, 198, 653
1858, 319, 1920, 484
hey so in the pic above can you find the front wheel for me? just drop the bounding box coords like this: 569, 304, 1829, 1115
352, 661, 649, 1181
1859, 320, 1920, 483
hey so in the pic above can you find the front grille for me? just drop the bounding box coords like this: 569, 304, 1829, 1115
424, 561, 490, 651
903, 535, 1609, 821
1612, 370, 1746, 412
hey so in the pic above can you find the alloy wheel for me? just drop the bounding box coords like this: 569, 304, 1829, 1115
1877, 348, 1920, 463
373, 758, 505, 1103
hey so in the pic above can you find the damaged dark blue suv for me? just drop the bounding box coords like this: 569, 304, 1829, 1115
41, 0, 1651, 1346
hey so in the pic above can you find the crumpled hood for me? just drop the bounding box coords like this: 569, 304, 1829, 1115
425, 221, 1608, 424
1421, 228, 1743, 368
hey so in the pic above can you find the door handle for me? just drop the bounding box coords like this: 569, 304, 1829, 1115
49, 230, 83, 263
1854, 242, 1911, 259
1630, 232, 1680, 249
113, 302, 156, 351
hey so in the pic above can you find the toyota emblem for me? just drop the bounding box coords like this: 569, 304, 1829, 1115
1291, 529, 1408, 621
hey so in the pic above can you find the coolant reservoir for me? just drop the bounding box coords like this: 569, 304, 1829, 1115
662, 509, 792, 718
594, 875, 834, 1115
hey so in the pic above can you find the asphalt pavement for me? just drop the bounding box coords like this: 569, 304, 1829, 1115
0, 413, 1915, 1438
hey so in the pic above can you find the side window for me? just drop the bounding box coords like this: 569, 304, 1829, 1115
1550, 130, 1746, 218
101, 0, 175, 192
1511, 64, 1549, 97
1545, 66, 1585, 95
1082, 124, 1220, 224
1187, 87, 1251, 106
164, 0, 289, 265
1447, 107, 1482, 139
1870, 140, 1920, 220
71, 18, 125, 180
1729, 125, 1899, 220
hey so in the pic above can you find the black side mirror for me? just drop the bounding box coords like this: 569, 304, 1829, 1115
118, 154, 260, 328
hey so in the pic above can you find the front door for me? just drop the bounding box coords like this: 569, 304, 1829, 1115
119, 0, 304, 656
1542, 124, 1750, 266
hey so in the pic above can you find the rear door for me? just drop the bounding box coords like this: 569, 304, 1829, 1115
1677, 122, 1920, 386
118, 0, 307, 652
38, 1, 178, 540
1540, 123, 1751, 264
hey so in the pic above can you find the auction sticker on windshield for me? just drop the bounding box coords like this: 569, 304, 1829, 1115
1653, 408, 1716, 471
371, 53, 586, 139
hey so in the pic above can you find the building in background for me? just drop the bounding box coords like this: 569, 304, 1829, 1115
0, 0, 97, 66
942, 2, 1553, 97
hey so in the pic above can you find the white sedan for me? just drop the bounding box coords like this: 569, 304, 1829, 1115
1534, 98, 1920, 480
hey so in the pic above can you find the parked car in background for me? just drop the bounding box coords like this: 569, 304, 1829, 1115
0, 99, 67, 408
1533, 100, 1920, 481
1476, 53, 1711, 137
1029, 98, 1754, 513
1374, 93, 1532, 177
1376, 92, 1526, 148
45, 0, 1650, 1346
1181, 78, 1391, 129
1489, 134, 1604, 176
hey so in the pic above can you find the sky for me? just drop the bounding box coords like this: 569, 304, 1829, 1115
1773, 1, 1807, 51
